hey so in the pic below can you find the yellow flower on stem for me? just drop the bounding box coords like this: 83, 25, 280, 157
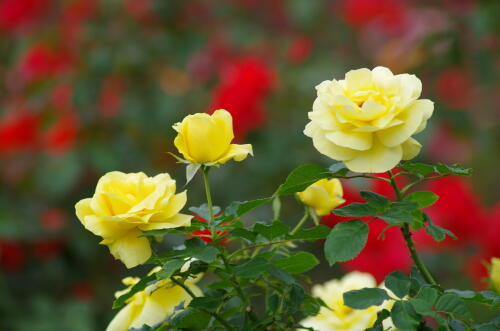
300, 271, 396, 331
107, 267, 202, 331
297, 178, 345, 216
172, 109, 253, 165
75, 171, 192, 268
490, 257, 500, 292
304, 66, 434, 173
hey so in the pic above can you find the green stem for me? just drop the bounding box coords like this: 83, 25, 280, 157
291, 208, 310, 235
387, 171, 438, 286
170, 277, 235, 331
201, 166, 214, 222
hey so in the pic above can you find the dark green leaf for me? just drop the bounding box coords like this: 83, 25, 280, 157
267, 266, 296, 283
445, 289, 500, 308
266, 293, 280, 316
380, 201, 418, 225
157, 259, 186, 279
391, 301, 421, 331
385, 271, 411, 299
448, 319, 469, 331
189, 204, 221, 220
435, 163, 472, 176
233, 258, 272, 278
226, 197, 273, 217
230, 228, 257, 241
329, 162, 349, 176
286, 225, 331, 240
276, 164, 330, 195
400, 162, 435, 177
189, 290, 226, 312
184, 239, 219, 263
416, 286, 439, 305
361, 191, 390, 211
273, 252, 319, 274
113, 274, 156, 309
435, 293, 472, 319
366, 309, 391, 331
334, 203, 378, 217
405, 191, 439, 208
289, 284, 306, 310
409, 298, 434, 316
170, 309, 211, 329
324, 220, 369, 265
253, 221, 289, 240
343, 288, 391, 309
426, 224, 457, 242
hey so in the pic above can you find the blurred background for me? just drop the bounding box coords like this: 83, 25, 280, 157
0, 0, 498, 329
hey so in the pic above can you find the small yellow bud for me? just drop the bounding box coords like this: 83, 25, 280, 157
297, 178, 345, 216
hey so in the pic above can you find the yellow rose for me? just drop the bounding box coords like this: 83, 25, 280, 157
300, 271, 396, 331
107, 267, 202, 331
173, 109, 253, 165
490, 257, 500, 292
297, 178, 345, 216
304, 67, 434, 173
75, 171, 192, 268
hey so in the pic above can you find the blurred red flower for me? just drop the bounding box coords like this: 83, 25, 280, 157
287, 35, 313, 64
40, 208, 68, 231
435, 68, 473, 110
33, 239, 64, 261
191, 215, 228, 244
50, 84, 74, 112
98, 76, 124, 118
70, 282, 95, 301
413, 177, 486, 250
42, 113, 79, 155
208, 56, 275, 140
0, 239, 25, 272
341, 0, 409, 33
0, 0, 50, 33
322, 172, 411, 282
19, 43, 74, 84
0, 111, 39, 155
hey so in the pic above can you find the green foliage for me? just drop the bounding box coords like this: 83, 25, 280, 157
276, 164, 330, 195
385, 271, 412, 299
254, 221, 289, 240
112, 273, 157, 309
391, 301, 420, 331
324, 219, 369, 265
343, 288, 391, 309
334, 202, 378, 217
273, 252, 319, 274
405, 191, 439, 208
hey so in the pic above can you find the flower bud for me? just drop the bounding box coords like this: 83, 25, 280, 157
490, 257, 500, 292
297, 178, 345, 216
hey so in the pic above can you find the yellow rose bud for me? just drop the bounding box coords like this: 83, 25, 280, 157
490, 257, 500, 292
75, 171, 192, 268
304, 66, 434, 173
173, 109, 253, 165
300, 271, 396, 331
297, 178, 345, 216
107, 267, 202, 331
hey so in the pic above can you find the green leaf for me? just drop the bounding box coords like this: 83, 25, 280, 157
343, 288, 391, 309
253, 220, 289, 240
366, 309, 391, 331
426, 224, 457, 242
186, 163, 201, 185
400, 162, 435, 177
445, 289, 500, 308
334, 203, 378, 217
170, 309, 211, 329
185, 239, 219, 263
113, 274, 156, 309
267, 266, 296, 283
379, 201, 419, 225
266, 293, 280, 316
230, 228, 257, 241
410, 298, 434, 316
329, 162, 349, 176
189, 290, 226, 312
435, 293, 472, 319
435, 163, 472, 176
226, 197, 273, 217
391, 301, 421, 331
385, 271, 411, 299
189, 204, 221, 220
416, 286, 439, 305
273, 252, 319, 274
448, 319, 469, 331
405, 191, 439, 208
324, 220, 369, 265
157, 259, 186, 279
286, 225, 331, 240
410, 287, 439, 316
233, 258, 272, 278
361, 191, 390, 212
276, 164, 330, 195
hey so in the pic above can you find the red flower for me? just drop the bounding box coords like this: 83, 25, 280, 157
341, 0, 409, 33
287, 35, 313, 64
435, 68, 473, 110
208, 56, 275, 140
40, 208, 67, 231
33, 239, 64, 261
191, 215, 228, 244
19, 43, 74, 84
70, 282, 95, 301
50, 84, 74, 112
322, 172, 411, 282
0, 111, 39, 155
42, 113, 79, 155
0, 239, 25, 272
98, 76, 124, 118
0, 0, 50, 33
413, 177, 486, 250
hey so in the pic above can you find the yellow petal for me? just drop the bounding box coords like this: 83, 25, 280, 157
401, 137, 422, 160
107, 230, 152, 268
155, 190, 187, 220
345, 68, 372, 92
412, 99, 434, 134
376, 104, 424, 147
305, 124, 357, 161
140, 213, 192, 231
75, 198, 93, 221
212, 109, 234, 143
106, 300, 136, 331
326, 131, 373, 151
215, 143, 253, 164
173, 130, 193, 162
345, 138, 402, 173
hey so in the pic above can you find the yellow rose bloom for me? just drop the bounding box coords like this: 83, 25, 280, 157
297, 178, 345, 216
75, 171, 192, 268
304, 67, 434, 173
490, 257, 500, 292
107, 267, 202, 331
173, 109, 253, 165
300, 272, 395, 331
